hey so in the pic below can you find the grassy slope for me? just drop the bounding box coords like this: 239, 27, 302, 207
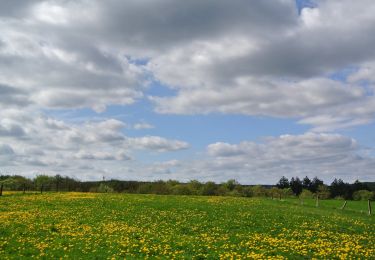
0, 193, 374, 259
280, 197, 371, 213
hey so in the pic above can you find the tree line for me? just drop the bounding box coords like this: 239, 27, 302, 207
275, 176, 374, 200
0, 174, 374, 200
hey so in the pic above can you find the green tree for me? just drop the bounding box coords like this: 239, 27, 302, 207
34, 175, 56, 192
223, 179, 239, 191
201, 181, 217, 196
281, 188, 293, 198
311, 177, 324, 193
353, 190, 374, 200
269, 187, 281, 199
137, 183, 153, 194
1, 176, 32, 191
97, 183, 114, 193
251, 185, 267, 197
316, 185, 330, 199
241, 186, 253, 197
330, 178, 350, 199
152, 180, 171, 195
299, 189, 313, 204
302, 176, 312, 191
276, 176, 289, 189
171, 184, 192, 195
290, 177, 303, 195
187, 180, 203, 195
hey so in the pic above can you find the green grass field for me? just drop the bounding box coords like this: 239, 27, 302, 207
0, 192, 374, 259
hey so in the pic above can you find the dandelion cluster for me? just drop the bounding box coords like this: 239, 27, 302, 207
0, 193, 373, 259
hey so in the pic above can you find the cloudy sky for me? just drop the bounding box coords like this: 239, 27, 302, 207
1, 0, 374, 184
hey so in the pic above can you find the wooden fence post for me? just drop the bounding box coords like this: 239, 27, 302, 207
341, 200, 347, 210
23, 184, 26, 194
316, 195, 319, 207
40, 184, 43, 194
0, 184, 3, 196
368, 200, 372, 216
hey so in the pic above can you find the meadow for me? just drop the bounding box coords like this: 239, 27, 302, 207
0, 192, 374, 259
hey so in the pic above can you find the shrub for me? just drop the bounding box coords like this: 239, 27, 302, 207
98, 183, 114, 193
201, 182, 217, 196
171, 185, 192, 195
299, 189, 313, 199
241, 187, 253, 197
353, 190, 374, 201
186, 180, 203, 195
137, 183, 153, 194
250, 185, 267, 197
316, 185, 330, 199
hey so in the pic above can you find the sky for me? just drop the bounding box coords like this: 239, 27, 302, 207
0, 0, 375, 184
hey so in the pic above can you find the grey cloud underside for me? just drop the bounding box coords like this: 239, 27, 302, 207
0, 123, 25, 137
146, 0, 375, 129
0, 0, 374, 130
0, 144, 15, 155
215, 23, 375, 79
0, 27, 144, 111
151, 78, 365, 117
0, 0, 39, 17
151, 79, 375, 132
0, 84, 30, 107
94, 0, 296, 52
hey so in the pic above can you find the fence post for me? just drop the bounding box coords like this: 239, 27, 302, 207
23, 184, 26, 194
0, 184, 3, 196
316, 195, 319, 207
341, 200, 347, 210
40, 184, 43, 194
368, 200, 372, 216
